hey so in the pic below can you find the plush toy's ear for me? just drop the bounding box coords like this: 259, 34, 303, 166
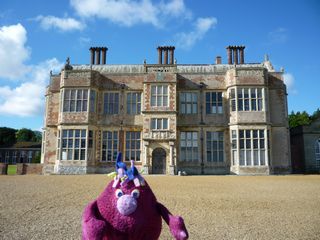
116, 152, 125, 170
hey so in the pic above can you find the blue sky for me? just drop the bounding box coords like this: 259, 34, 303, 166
0, 0, 319, 131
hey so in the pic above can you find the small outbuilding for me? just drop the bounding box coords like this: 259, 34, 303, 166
290, 116, 320, 173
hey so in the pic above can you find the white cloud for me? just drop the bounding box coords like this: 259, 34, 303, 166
268, 28, 288, 44
0, 24, 63, 117
70, 0, 189, 27
160, 0, 191, 18
283, 73, 297, 94
35, 15, 85, 31
0, 58, 63, 117
0, 23, 31, 80
175, 17, 217, 49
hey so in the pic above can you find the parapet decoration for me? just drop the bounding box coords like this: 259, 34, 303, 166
64, 57, 73, 70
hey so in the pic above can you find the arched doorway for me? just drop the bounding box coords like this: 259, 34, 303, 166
152, 148, 166, 174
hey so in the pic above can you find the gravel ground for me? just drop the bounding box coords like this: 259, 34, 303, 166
0, 175, 320, 240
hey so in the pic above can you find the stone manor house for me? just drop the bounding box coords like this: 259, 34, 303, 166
41, 45, 291, 175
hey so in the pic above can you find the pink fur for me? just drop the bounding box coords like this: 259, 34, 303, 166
82, 179, 188, 240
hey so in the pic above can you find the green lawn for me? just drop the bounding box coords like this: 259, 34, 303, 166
7, 165, 17, 175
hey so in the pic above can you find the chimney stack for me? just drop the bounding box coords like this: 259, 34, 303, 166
89, 47, 108, 65
157, 46, 175, 65
215, 56, 222, 64
226, 45, 245, 65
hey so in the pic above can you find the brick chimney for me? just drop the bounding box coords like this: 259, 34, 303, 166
215, 56, 222, 64
226, 45, 245, 64
157, 46, 175, 64
89, 47, 108, 65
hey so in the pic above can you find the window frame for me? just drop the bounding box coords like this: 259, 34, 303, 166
63, 89, 89, 112
101, 131, 119, 162
103, 92, 120, 114
125, 131, 141, 162
60, 129, 87, 161
180, 92, 198, 114
205, 92, 223, 114
150, 85, 169, 107
151, 118, 169, 130
206, 131, 224, 162
230, 87, 264, 112
127, 92, 142, 115
180, 131, 199, 162
232, 129, 266, 166
315, 139, 320, 168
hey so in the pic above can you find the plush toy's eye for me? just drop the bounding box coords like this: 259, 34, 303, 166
115, 189, 123, 198
131, 189, 140, 199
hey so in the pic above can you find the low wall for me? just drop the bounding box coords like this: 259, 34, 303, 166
16, 164, 43, 175
0, 163, 8, 175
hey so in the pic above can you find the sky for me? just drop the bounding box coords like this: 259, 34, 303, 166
0, 0, 319, 131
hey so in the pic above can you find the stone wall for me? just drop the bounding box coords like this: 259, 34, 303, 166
0, 163, 8, 175
16, 164, 43, 175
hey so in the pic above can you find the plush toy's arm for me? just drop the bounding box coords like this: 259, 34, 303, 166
157, 202, 189, 240
82, 200, 107, 240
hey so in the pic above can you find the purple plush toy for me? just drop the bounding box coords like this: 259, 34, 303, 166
82, 153, 188, 240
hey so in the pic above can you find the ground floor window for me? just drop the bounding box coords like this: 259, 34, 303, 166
180, 132, 198, 161
5, 151, 9, 163
206, 131, 224, 162
12, 151, 17, 164
101, 131, 118, 162
60, 129, 86, 160
125, 131, 141, 161
231, 129, 267, 166
315, 138, 320, 168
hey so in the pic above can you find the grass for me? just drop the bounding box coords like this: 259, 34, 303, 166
7, 165, 17, 175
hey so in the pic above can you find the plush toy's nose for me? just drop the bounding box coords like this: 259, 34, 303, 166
117, 195, 137, 216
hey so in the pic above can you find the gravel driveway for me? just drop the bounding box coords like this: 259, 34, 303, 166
0, 175, 320, 240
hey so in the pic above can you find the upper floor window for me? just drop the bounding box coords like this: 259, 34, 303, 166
104, 92, 119, 114
180, 92, 198, 114
180, 132, 198, 161
206, 92, 223, 114
151, 118, 168, 130
63, 89, 88, 112
127, 92, 141, 114
230, 88, 263, 112
151, 85, 168, 107
89, 90, 96, 113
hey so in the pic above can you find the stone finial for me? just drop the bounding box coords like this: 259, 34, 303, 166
264, 54, 269, 61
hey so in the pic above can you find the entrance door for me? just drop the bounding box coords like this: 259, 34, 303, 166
152, 148, 166, 174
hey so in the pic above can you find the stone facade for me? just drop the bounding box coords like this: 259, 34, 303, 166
42, 45, 291, 175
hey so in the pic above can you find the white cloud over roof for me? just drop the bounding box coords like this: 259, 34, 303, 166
0, 23, 31, 80
35, 15, 85, 31
0, 24, 63, 117
175, 17, 217, 49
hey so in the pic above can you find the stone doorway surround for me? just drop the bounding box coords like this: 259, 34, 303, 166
152, 148, 166, 174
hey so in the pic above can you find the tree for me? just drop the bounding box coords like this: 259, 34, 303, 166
311, 108, 320, 120
289, 111, 312, 128
16, 128, 36, 142
33, 131, 42, 142
0, 127, 17, 147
